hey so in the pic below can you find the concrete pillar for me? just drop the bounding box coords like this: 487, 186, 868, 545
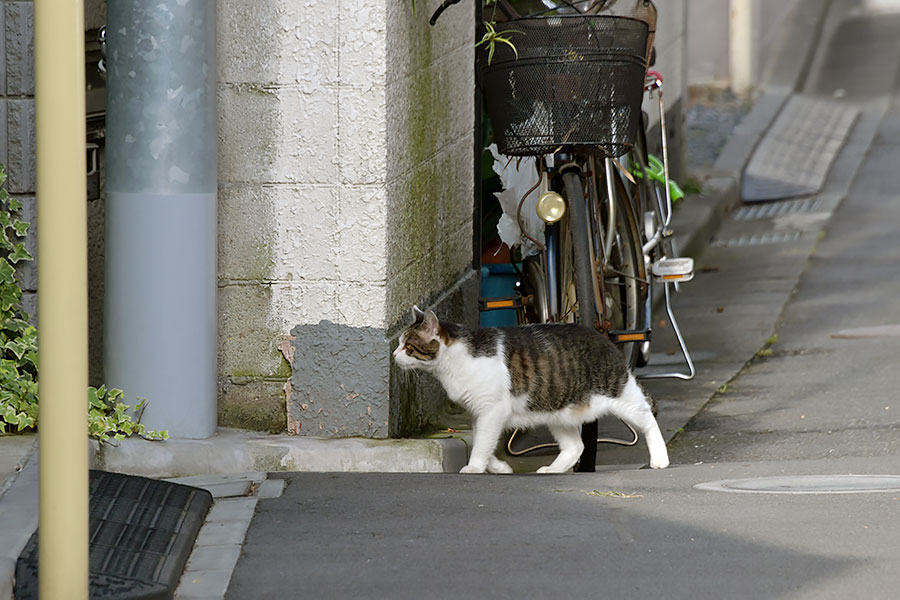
216, 0, 477, 437
730, 0, 754, 95
105, 0, 217, 438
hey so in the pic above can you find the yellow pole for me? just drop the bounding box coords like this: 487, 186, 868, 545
34, 0, 89, 598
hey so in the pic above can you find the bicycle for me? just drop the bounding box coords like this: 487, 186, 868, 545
431, 0, 695, 471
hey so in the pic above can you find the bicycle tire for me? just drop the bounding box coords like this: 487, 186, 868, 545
568, 165, 645, 367
563, 171, 597, 329
570, 162, 645, 472
599, 168, 644, 368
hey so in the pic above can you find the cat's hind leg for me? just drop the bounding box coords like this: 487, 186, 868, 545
536, 425, 584, 474
608, 376, 669, 469
487, 456, 513, 474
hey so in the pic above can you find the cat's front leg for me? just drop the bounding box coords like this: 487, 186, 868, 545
460, 405, 509, 474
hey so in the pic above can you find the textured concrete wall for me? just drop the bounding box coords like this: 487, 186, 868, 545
642, 0, 688, 182
217, 0, 476, 436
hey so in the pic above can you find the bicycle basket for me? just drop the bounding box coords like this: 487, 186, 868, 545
481, 15, 649, 158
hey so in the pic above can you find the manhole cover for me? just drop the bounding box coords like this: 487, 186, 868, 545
695, 475, 900, 494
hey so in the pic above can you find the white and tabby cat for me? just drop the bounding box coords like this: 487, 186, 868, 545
393, 306, 669, 474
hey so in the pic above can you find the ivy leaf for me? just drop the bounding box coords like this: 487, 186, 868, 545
9, 243, 32, 264
0, 285, 21, 312
12, 220, 29, 237
0, 261, 14, 284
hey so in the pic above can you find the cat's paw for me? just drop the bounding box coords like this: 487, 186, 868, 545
536, 466, 562, 474
649, 455, 669, 469
487, 458, 513, 474
459, 465, 486, 474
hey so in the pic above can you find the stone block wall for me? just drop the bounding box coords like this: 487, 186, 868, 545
217, 0, 477, 437
1, 0, 107, 385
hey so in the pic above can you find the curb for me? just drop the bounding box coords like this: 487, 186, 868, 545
93, 428, 470, 479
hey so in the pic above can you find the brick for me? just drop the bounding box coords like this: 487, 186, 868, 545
6, 99, 34, 194
217, 283, 285, 377
217, 0, 339, 86
217, 84, 339, 186
5, 1, 33, 96
337, 185, 387, 284
0, 8, 6, 94
218, 377, 287, 433
0, 99, 7, 168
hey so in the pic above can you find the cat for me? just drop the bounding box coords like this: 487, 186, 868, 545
392, 306, 669, 474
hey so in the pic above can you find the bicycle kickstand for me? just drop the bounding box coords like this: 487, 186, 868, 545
641, 71, 695, 381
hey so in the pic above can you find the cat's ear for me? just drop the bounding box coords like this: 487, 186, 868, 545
411, 306, 439, 339
421, 309, 440, 339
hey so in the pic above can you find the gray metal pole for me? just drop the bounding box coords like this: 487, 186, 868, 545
105, 0, 217, 438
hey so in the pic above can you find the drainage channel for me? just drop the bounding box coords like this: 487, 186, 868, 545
695, 474, 900, 494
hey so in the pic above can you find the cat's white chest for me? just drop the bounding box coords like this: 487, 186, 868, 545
435, 346, 509, 412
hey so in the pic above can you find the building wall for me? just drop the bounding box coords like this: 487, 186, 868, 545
217, 0, 476, 436
642, 0, 688, 181
687, 0, 803, 88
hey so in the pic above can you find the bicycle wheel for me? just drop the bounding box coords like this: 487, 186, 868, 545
565, 164, 645, 367
569, 161, 645, 472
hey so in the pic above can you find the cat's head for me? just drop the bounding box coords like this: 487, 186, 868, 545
392, 306, 444, 370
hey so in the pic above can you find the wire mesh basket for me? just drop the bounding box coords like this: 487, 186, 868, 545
481, 15, 649, 158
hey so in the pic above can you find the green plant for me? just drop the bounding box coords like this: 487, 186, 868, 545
629, 153, 686, 203
88, 386, 168, 444
412, 1, 524, 64
0, 165, 37, 434
0, 164, 167, 443
756, 333, 778, 358
476, 19, 523, 64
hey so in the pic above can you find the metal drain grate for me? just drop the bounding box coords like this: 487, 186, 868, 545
15, 470, 213, 600
742, 95, 858, 202
711, 231, 803, 248
732, 197, 821, 221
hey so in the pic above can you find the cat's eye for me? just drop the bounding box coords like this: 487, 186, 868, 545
406, 347, 413, 355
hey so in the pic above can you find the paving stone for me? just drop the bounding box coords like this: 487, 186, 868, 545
255, 478, 285, 499
182, 545, 242, 572
204, 497, 257, 524
194, 519, 252, 548
165, 472, 266, 486
175, 569, 232, 599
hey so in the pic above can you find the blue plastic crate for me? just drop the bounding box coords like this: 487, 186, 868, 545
480, 264, 520, 327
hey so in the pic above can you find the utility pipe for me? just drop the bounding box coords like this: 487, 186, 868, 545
729, 0, 754, 96
35, 0, 89, 597
105, 0, 217, 438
